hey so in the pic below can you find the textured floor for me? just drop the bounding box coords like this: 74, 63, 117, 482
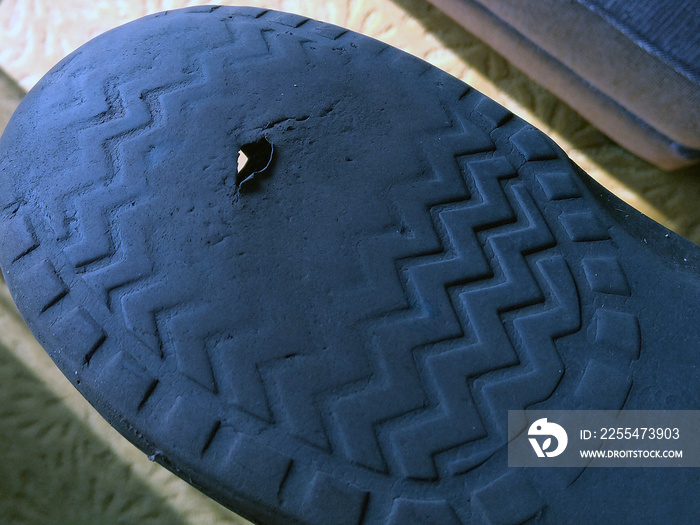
0, 1, 698, 524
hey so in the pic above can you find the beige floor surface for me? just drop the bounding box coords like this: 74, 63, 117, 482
0, 1, 698, 523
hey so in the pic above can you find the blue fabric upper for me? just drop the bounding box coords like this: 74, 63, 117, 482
580, 0, 700, 83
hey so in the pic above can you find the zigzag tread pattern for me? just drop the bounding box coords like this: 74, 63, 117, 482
14, 8, 361, 368
328, 114, 580, 481
0, 7, 643, 525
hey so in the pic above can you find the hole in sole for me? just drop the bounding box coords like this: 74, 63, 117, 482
236, 137, 274, 190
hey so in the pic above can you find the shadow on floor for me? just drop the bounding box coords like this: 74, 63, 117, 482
0, 340, 188, 525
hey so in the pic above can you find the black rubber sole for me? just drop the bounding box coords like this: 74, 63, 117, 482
0, 6, 698, 524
